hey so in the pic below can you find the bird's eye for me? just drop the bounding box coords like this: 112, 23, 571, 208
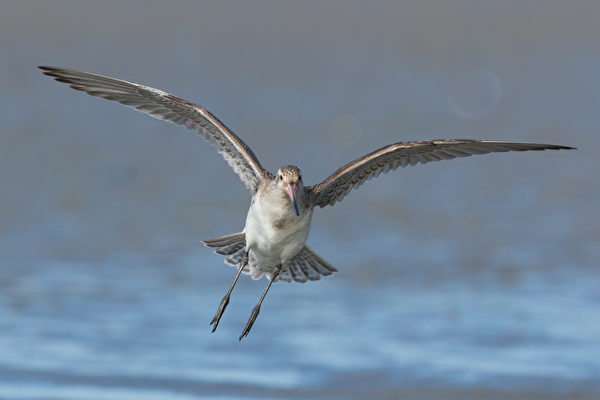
278, 175, 282, 180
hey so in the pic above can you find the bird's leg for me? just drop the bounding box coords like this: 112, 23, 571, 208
210, 251, 248, 332
239, 263, 282, 341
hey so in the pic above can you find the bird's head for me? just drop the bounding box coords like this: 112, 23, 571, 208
276, 165, 303, 216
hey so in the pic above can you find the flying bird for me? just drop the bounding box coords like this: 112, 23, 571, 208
39, 66, 574, 340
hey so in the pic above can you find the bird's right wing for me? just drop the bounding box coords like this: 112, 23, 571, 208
309, 139, 574, 207
40, 66, 268, 192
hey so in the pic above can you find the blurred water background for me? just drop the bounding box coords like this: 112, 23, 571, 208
1, 1, 599, 398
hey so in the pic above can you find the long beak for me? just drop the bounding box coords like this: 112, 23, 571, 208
285, 182, 300, 216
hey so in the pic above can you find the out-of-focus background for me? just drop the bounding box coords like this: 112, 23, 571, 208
1, 1, 598, 399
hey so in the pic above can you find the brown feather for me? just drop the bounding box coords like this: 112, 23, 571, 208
39, 66, 267, 192
309, 139, 574, 207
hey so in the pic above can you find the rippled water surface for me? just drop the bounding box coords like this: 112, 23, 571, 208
1, 1, 599, 399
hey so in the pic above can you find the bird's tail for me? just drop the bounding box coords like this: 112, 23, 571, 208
202, 232, 338, 283
277, 245, 338, 283
202, 232, 247, 266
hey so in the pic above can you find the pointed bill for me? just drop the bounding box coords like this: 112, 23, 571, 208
285, 183, 300, 216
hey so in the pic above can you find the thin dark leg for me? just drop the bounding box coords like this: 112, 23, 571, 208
239, 263, 282, 341
210, 251, 248, 332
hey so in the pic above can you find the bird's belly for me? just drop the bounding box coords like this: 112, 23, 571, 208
244, 203, 312, 268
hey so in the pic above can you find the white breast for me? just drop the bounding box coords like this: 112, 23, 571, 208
243, 188, 313, 274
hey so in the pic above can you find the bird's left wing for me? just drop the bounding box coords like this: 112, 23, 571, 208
309, 139, 574, 207
39, 66, 268, 192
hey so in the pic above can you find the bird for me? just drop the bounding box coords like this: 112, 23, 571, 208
39, 66, 574, 340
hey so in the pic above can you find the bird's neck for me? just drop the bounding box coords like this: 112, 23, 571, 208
260, 181, 310, 217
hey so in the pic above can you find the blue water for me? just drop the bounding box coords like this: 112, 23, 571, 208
1, 257, 599, 398
1, 1, 599, 398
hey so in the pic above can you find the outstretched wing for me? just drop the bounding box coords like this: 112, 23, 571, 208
310, 139, 574, 207
39, 66, 268, 192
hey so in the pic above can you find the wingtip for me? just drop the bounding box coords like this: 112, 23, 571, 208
38, 65, 56, 73
38, 65, 63, 79
544, 143, 576, 150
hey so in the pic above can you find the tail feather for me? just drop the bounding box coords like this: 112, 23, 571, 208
278, 245, 338, 283
215, 240, 245, 256
302, 246, 338, 275
299, 252, 321, 281
203, 232, 245, 248
203, 232, 247, 266
203, 232, 245, 256
203, 232, 337, 283
225, 248, 246, 266
283, 261, 307, 283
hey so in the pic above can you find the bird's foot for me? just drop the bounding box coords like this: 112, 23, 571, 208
210, 294, 230, 332
239, 304, 261, 341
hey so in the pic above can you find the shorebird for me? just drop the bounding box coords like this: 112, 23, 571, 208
40, 66, 574, 340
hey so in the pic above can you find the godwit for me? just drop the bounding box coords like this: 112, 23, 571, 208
39, 66, 574, 340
